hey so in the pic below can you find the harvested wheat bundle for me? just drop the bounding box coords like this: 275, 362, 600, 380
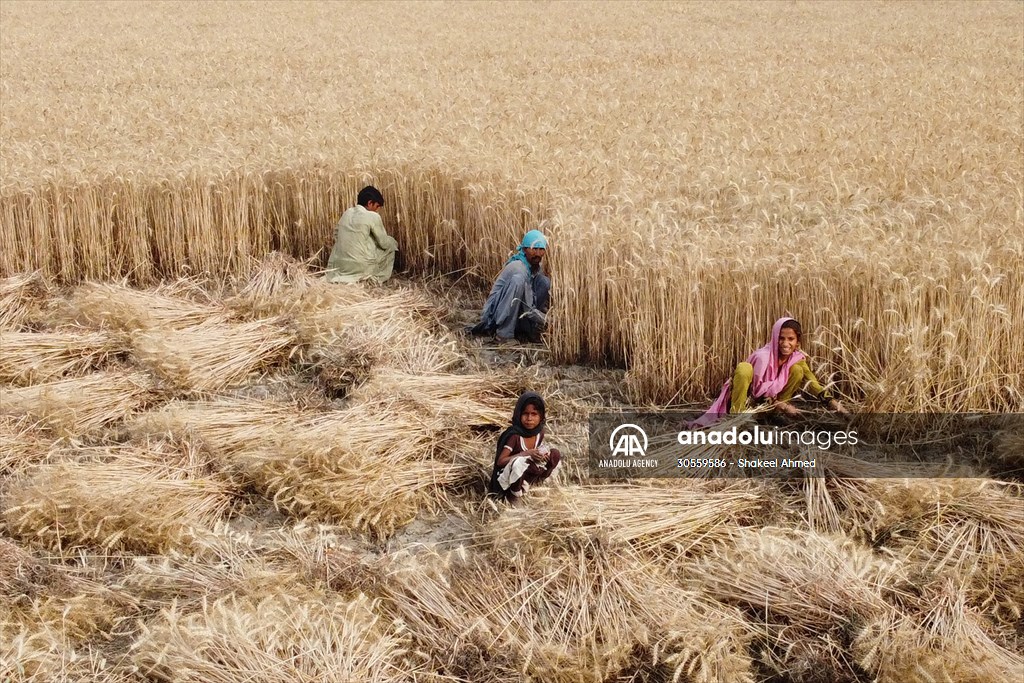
234, 430, 488, 540
268, 276, 462, 383
215, 407, 493, 539
349, 369, 524, 428
121, 553, 306, 615
794, 470, 1024, 628
305, 344, 378, 397
993, 427, 1024, 474
224, 251, 335, 319
188, 520, 369, 590
785, 452, 969, 539
3, 442, 238, 554
292, 296, 460, 393
46, 279, 217, 332
1, 576, 126, 645
0, 271, 49, 331
127, 397, 302, 459
0, 329, 122, 386
698, 526, 901, 626
132, 589, 414, 683
0, 634, 137, 683
1, 539, 138, 683
796, 471, 888, 537
132, 319, 297, 393
697, 527, 904, 682
0, 371, 153, 436
0, 538, 73, 602
482, 484, 767, 564
292, 281, 447, 331
299, 308, 463, 381
855, 578, 1024, 683
384, 546, 754, 683
878, 478, 1024, 625
0, 416, 59, 484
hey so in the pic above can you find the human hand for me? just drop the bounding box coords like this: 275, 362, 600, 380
828, 399, 849, 415
524, 449, 548, 465
775, 401, 803, 417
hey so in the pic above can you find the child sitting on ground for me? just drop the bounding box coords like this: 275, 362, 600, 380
694, 317, 847, 427
489, 391, 562, 500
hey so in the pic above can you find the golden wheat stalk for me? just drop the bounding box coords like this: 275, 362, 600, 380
0, 271, 50, 330
131, 590, 414, 683
0, 330, 121, 385
0, 371, 153, 436
131, 319, 296, 393
2, 442, 238, 554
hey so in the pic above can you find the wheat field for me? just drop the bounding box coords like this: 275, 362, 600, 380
1, 258, 1022, 683
2, 0, 1021, 409
1, 2, 1023, 682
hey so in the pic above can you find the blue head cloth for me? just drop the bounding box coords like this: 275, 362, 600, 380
521, 230, 548, 250
506, 230, 548, 267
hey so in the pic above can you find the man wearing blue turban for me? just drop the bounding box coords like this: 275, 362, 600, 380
469, 229, 551, 343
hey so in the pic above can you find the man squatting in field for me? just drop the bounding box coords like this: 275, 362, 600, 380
326, 185, 399, 284
693, 317, 848, 427
469, 229, 551, 343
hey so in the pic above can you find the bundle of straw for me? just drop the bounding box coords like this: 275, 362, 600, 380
0, 271, 49, 330
298, 306, 463, 380
994, 427, 1024, 474
47, 279, 217, 332
123, 521, 359, 611
0, 330, 121, 386
132, 319, 296, 393
854, 578, 1024, 683
383, 547, 754, 683
2, 597, 136, 683
305, 344, 377, 397
0, 371, 153, 436
132, 398, 492, 539
0, 538, 72, 602
481, 484, 767, 564
878, 478, 1024, 626
349, 369, 523, 428
1, 539, 138, 683
0, 416, 58, 483
128, 397, 303, 459
224, 251, 352, 319
232, 423, 490, 540
132, 590, 413, 683
3, 442, 238, 554
697, 527, 904, 681
122, 553, 305, 615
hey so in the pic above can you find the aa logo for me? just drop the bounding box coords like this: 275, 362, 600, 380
609, 424, 648, 458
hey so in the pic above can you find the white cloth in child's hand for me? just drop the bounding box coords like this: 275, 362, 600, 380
497, 456, 532, 491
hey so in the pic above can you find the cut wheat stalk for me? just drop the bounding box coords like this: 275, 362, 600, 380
382, 545, 755, 683
480, 484, 767, 565
131, 319, 297, 393
0, 271, 50, 330
131, 590, 414, 683
0, 329, 122, 385
0, 371, 153, 436
2, 441, 238, 554
854, 578, 1024, 683
45, 279, 218, 332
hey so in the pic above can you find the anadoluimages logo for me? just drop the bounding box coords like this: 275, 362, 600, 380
609, 424, 648, 458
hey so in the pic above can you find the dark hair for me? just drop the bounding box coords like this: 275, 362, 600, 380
780, 319, 802, 342
522, 397, 545, 417
357, 185, 384, 208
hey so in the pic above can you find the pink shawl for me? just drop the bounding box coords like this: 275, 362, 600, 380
692, 317, 807, 428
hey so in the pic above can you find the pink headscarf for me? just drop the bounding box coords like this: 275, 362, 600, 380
692, 317, 807, 427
